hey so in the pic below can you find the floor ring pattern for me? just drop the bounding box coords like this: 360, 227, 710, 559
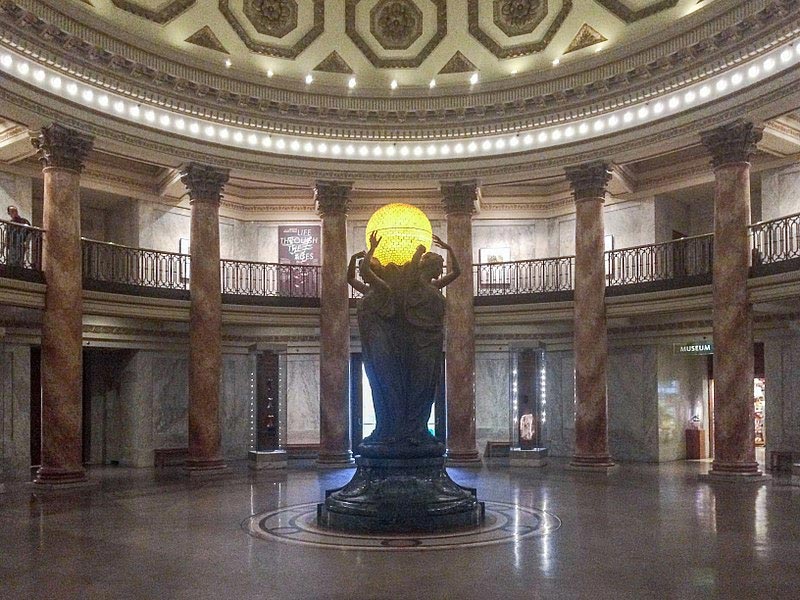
243, 501, 561, 551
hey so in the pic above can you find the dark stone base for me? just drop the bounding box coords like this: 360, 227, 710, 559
317, 456, 485, 533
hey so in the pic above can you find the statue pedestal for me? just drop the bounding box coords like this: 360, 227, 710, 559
317, 456, 484, 533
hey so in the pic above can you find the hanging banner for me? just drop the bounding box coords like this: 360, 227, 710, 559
278, 226, 320, 265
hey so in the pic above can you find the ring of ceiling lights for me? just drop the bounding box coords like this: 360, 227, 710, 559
2, 32, 798, 164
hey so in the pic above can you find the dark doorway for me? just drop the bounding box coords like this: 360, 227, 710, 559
350, 353, 364, 451
255, 351, 281, 451
82, 349, 92, 465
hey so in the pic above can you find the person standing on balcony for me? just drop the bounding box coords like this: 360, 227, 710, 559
5, 205, 31, 267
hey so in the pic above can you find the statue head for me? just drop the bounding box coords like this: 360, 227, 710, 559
419, 252, 444, 280
361, 256, 384, 279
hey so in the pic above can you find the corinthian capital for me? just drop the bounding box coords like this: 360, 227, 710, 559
565, 161, 613, 202
180, 163, 230, 204
31, 124, 94, 172
440, 180, 479, 215
701, 121, 763, 169
315, 181, 352, 217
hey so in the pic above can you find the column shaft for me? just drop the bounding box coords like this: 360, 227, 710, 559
182, 164, 229, 471
31, 124, 93, 485
566, 162, 614, 469
442, 182, 479, 462
702, 121, 763, 476
317, 182, 353, 465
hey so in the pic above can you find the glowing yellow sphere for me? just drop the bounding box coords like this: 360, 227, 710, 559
365, 203, 433, 266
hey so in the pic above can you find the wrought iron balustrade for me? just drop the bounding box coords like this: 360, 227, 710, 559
750, 212, 800, 266
0, 220, 43, 277
221, 259, 320, 298
605, 234, 714, 289
474, 256, 575, 296
82, 238, 190, 291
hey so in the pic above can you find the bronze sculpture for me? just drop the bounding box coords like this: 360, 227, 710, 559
318, 231, 483, 532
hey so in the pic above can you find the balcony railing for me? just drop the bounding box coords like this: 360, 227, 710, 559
750, 212, 800, 267
4, 212, 800, 304
82, 238, 190, 294
0, 220, 43, 280
221, 259, 320, 299
474, 256, 574, 298
605, 233, 714, 292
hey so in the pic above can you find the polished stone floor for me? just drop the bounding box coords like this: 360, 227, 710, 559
1, 458, 798, 600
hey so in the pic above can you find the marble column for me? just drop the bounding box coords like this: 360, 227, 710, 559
441, 181, 480, 463
181, 163, 229, 472
30, 124, 94, 486
316, 181, 354, 466
565, 161, 615, 470
701, 121, 764, 479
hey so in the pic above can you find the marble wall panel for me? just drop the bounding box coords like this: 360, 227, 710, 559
475, 351, 511, 455
654, 195, 714, 242
286, 354, 320, 445
152, 353, 189, 450
472, 221, 539, 263
764, 334, 800, 459
608, 346, 659, 462
81, 205, 108, 242
138, 203, 191, 253
761, 163, 800, 221
544, 350, 575, 457
656, 348, 708, 461
0, 344, 31, 481
221, 354, 256, 460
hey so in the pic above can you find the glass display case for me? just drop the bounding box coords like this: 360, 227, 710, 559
509, 347, 548, 465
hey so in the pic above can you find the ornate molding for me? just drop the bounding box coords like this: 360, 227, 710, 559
564, 161, 613, 201
441, 181, 479, 215
469, 0, 571, 59
701, 120, 765, 168
180, 163, 230, 204
219, 0, 324, 58
30, 123, 93, 172
346, 0, 447, 68
110, 0, 196, 25
315, 181, 352, 216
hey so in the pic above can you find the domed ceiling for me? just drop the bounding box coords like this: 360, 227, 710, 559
66, 0, 710, 92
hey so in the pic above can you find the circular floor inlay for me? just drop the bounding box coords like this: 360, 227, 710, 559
243, 501, 560, 551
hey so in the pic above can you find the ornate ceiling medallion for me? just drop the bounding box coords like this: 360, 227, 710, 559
219, 0, 324, 58
493, 0, 548, 37
595, 0, 680, 24
469, 0, 572, 59
346, 0, 447, 69
243, 0, 298, 38
370, 0, 424, 50
110, 1, 196, 25
564, 23, 607, 54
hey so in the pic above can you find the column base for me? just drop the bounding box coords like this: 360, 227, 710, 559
316, 452, 355, 469
700, 462, 768, 484
792, 463, 800, 487
446, 449, 481, 466
32, 467, 89, 486
568, 454, 616, 473
248, 450, 288, 470
184, 457, 227, 474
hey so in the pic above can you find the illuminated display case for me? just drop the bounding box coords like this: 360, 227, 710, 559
509, 347, 548, 466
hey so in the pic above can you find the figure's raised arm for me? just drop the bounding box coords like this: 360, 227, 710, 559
361, 231, 390, 293
431, 234, 461, 288
347, 250, 369, 295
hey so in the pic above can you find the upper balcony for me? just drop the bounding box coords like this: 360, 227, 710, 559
3, 211, 800, 310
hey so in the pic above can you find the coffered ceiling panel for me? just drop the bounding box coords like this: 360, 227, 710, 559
53, 0, 716, 90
